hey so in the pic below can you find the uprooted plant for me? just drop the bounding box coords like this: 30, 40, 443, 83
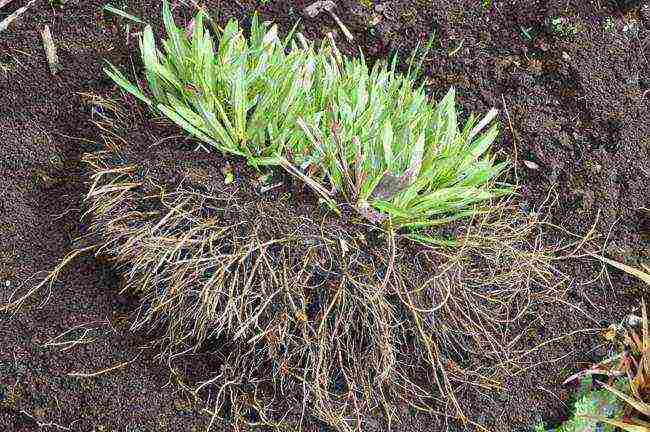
105, 0, 510, 238
0, 95, 563, 430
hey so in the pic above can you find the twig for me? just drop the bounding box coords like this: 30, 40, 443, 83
328, 9, 354, 42
41, 25, 63, 75
591, 254, 650, 285
18, 410, 72, 431
510, 328, 601, 367
0, 0, 15, 9
558, 209, 600, 259
536, 386, 569, 409
41, 320, 109, 352
0, 0, 36, 33
67, 350, 143, 378
1, 245, 98, 314
303, 0, 354, 42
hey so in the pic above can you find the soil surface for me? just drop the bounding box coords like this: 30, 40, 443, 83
1, 0, 648, 431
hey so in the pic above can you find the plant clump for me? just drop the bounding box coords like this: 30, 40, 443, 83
0, 95, 564, 430
106, 0, 510, 238
73, 119, 561, 429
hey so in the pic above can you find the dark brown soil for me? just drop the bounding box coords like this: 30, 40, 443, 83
1, 0, 648, 431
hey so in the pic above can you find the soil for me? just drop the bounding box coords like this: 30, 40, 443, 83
0, 0, 648, 431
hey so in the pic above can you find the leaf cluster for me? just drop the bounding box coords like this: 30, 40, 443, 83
106, 0, 510, 233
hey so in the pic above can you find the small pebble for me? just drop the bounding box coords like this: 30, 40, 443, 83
622, 21, 639, 37
523, 160, 540, 170
627, 314, 642, 327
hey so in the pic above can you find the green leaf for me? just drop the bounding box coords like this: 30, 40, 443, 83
407, 131, 425, 180
103, 4, 146, 24
157, 103, 237, 155
404, 233, 457, 247
380, 120, 394, 169
103, 64, 151, 106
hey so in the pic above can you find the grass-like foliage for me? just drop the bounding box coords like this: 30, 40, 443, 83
105, 0, 510, 234
293, 56, 510, 229
105, 2, 312, 161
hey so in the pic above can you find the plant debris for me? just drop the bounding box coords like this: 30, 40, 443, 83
303, 0, 354, 42
40, 25, 62, 75
0, 0, 35, 34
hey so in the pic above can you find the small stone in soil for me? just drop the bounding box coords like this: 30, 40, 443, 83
523, 160, 540, 170
627, 314, 642, 327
